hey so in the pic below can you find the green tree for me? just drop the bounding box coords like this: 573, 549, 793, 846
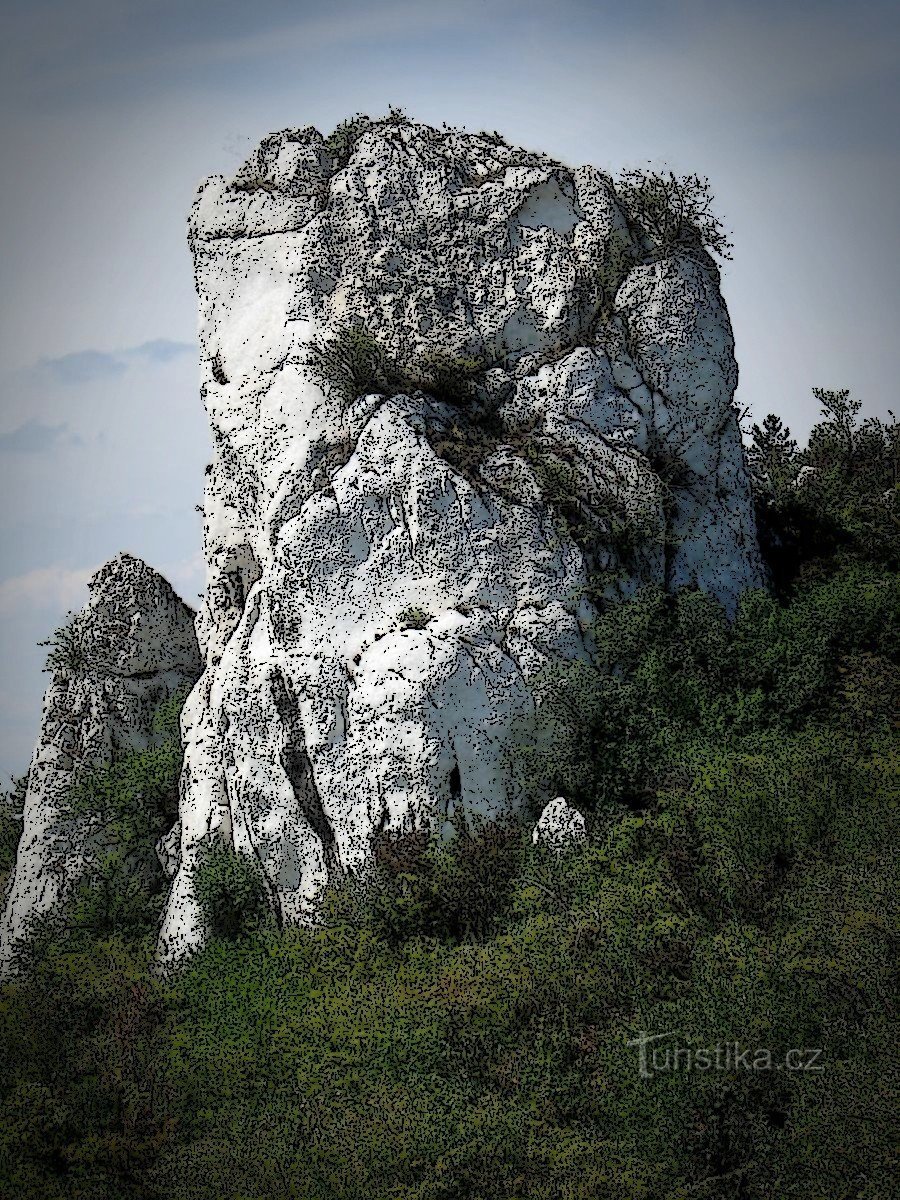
748, 413, 799, 497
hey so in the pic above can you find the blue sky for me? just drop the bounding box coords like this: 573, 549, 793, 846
0, 0, 898, 780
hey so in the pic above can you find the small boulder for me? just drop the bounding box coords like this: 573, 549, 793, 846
532, 797, 586, 851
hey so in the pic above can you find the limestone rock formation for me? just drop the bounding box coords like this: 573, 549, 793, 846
532, 797, 587, 851
0, 554, 201, 977
156, 116, 764, 967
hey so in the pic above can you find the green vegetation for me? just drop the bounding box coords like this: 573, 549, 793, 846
0, 397, 897, 1197
749, 388, 899, 592
525, 564, 898, 817
324, 821, 525, 946
308, 324, 492, 412
193, 844, 272, 942
231, 176, 276, 195
397, 605, 433, 631
323, 113, 374, 169
322, 108, 412, 172
384, 104, 412, 126
615, 167, 734, 262
408, 349, 488, 408
38, 611, 91, 677
307, 324, 406, 408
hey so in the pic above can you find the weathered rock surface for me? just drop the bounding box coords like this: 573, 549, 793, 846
0, 554, 201, 977
532, 797, 587, 850
157, 117, 764, 967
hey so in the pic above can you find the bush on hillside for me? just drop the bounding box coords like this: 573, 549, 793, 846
0, 387, 897, 1196
193, 844, 272, 941
323, 819, 526, 945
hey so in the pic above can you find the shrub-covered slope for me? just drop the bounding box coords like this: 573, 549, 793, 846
1, 388, 897, 1198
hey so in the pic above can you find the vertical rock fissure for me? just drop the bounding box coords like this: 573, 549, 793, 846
446, 751, 462, 833
269, 667, 343, 879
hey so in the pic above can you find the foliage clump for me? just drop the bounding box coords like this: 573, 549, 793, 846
525, 562, 898, 818
616, 166, 734, 261
38, 611, 92, 677
397, 605, 433, 630
748, 388, 899, 591
407, 348, 488, 408
323, 112, 373, 169
308, 324, 493, 411
323, 819, 526, 945
231, 176, 275, 195
40, 688, 191, 944
193, 844, 272, 942
307, 324, 405, 408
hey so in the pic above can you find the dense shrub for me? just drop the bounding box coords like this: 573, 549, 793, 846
2, 688, 189, 970
323, 820, 527, 945
193, 844, 272, 941
308, 323, 493, 411
48, 688, 190, 943
407, 348, 489, 407
38, 611, 92, 676
521, 562, 898, 821
307, 324, 406, 407
615, 167, 734, 262
397, 605, 433, 630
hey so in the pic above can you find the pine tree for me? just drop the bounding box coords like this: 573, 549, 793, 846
748, 412, 798, 496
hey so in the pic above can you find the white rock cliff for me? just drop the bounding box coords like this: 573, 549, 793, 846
153, 117, 764, 967
0, 555, 201, 976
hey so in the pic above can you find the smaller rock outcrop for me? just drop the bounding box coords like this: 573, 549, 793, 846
532, 796, 586, 850
0, 554, 202, 977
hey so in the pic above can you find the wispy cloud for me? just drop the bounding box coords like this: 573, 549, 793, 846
0, 0, 501, 104
0, 419, 81, 453
38, 349, 127, 385
125, 338, 196, 364
0, 564, 94, 618
33, 339, 197, 385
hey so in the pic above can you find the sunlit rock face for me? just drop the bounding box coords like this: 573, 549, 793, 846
532, 797, 587, 851
0, 555, 201, 978
157, 117, 763, 967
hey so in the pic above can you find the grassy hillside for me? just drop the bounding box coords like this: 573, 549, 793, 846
0, 393, 897, 1199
